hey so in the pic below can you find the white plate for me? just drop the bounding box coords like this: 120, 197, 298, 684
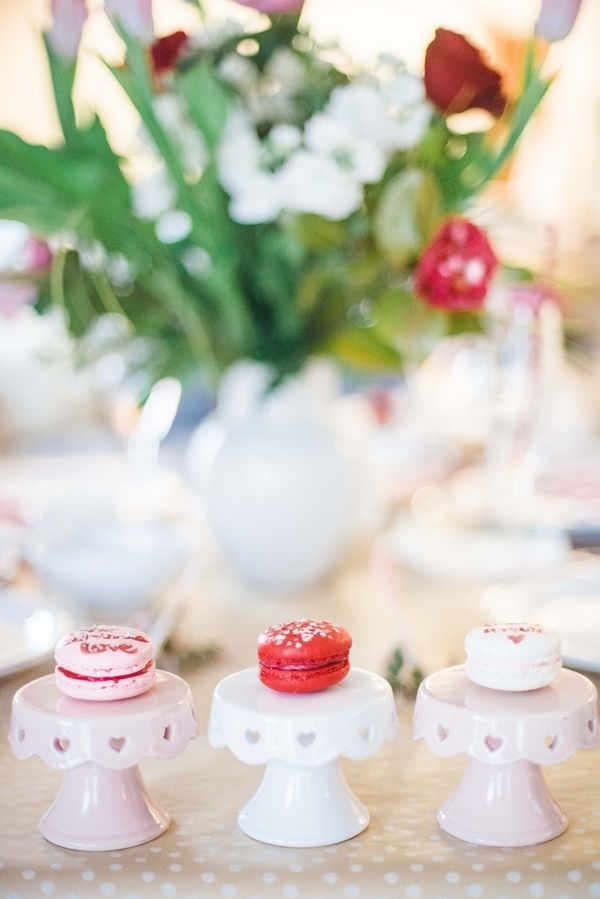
480, 557, 600, 673
0, 589, 73, 678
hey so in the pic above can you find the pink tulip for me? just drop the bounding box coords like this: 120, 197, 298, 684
46, 0, 87, 59
105, 0, 154, 44
535, 0, 582, 41
232, 0, 304, 14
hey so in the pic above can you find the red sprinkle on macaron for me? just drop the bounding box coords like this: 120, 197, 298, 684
257, 619, 352, 693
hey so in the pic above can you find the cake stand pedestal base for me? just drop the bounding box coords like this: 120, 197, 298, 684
238, 757, 369, 847
40, 761, 170, 851
438, 757, 567, 847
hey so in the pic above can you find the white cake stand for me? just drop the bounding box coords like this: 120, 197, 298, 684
209, 667, 398, 847
9, 671, 197, 851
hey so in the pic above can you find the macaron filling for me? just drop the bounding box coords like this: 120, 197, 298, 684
56, 659, 154, 683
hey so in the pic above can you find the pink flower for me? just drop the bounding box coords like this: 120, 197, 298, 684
535, 0, 583, 42
414, 218, 498, 312
0, 282, 37, 319
46, 0, 87, 59
232, 0, 304, 14
105, 0, 154, 44
424, 29, 506, 118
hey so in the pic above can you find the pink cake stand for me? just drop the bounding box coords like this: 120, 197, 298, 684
9, 670, 197, 851
414, 665, 599, 847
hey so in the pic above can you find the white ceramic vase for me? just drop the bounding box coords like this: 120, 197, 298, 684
200, 360, 353, 590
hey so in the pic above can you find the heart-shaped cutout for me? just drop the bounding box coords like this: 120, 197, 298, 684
109, 736, 126, 753
53, 737, 70, 754
544, 734, 558, 750
297, 732, 316, 748
484, 735, 503, 752
163, 725, 173, 742
17, 727, 25, 743
436, 725, 449, 742
588, 719, 596, 733
244, 729, 261, 745
359, 724, 374, 741
507, 635, 525, 644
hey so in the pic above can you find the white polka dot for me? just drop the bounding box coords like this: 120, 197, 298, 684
405, 887, 421, 899
221, 886, 237, 899
81, 872, 95, 882
289, 864, 303, 873
21, 871, 35, 881
202, 873, 216, 883
350, 864, 363, 873
446, 873, 460, 884
467, 886, 483, 898
568, 871, 582, 882
590, 885, 600, 898
40, 882, 55, 895
532, 862, 544, 871
373, 856, 384, 863
169, 852, 181, 858
50, 863, 63, 871
507, 871, 522, 883
100, 884, 115, 896
324, 873, 338, 884
472, 864, 485, 872
6, 893, 22, 899
134, 857, 146, 863
150, 846, 162, 853
283, 887, 298, 899
384, 873, 399, 885
141, 873, 156, 883
529, 884, 544, 898
263, 872, 277, 884
109, 864, 122, 871
344, 886, 360, 898
169, 865, 182, 873
229, 864, 242, 873
160, 885, 176, 898
593, 863, 600, 870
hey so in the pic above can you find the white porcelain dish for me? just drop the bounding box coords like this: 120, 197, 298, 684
0, 589, 73, 678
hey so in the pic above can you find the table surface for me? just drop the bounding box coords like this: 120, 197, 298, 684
3, 457, 600, 898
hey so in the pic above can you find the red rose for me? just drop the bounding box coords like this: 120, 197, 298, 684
151, 31, 189, 77
414, 218, 498, 312
424, 29, 506, 117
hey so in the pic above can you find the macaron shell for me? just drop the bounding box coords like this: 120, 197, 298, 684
259, 659, 350, 693
55, 661, 156, 701
466, 659, 561, 692
258, 620, 352, 664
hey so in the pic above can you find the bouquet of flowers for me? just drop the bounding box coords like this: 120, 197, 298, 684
0, 0, 580, 385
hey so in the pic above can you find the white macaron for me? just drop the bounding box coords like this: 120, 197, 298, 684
465, 623, 562, 692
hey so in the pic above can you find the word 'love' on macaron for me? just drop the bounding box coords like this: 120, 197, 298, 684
55, 625, 156, 701
257, 619, 352, 693
465, 623, 562, 692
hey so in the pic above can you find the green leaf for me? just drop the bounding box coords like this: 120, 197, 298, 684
176, 60, 230, 150
289, 214, 347, 251
327, 327, 403, 372
374, 169, 442, 267
44, 38, 78, 145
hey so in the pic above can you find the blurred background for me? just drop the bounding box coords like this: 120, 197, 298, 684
1, 0, 600, 689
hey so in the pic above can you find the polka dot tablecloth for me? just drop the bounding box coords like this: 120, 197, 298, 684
3, 659, 600, 899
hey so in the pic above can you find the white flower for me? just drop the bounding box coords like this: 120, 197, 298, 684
154, 93, 207, 180
217, 109, 263, 195
181, 246, 212, 278
228, 172, 282, 225
304, 113, 386, 184
279, 151, 362, 220
264, 48, 306, 94
268, 124, 302, 158
218, 54, 258, 92
327, 77, 431, 154
327, 82, 401, 152
132, 168, 176, 220
0, 220, 29, 271
155, 210, 193, 244
384, 72, 433, 150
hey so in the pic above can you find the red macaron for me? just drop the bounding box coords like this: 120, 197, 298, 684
257, 619, 352, 693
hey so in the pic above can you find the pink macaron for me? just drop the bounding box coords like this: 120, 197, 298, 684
55, 625, 156, 701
